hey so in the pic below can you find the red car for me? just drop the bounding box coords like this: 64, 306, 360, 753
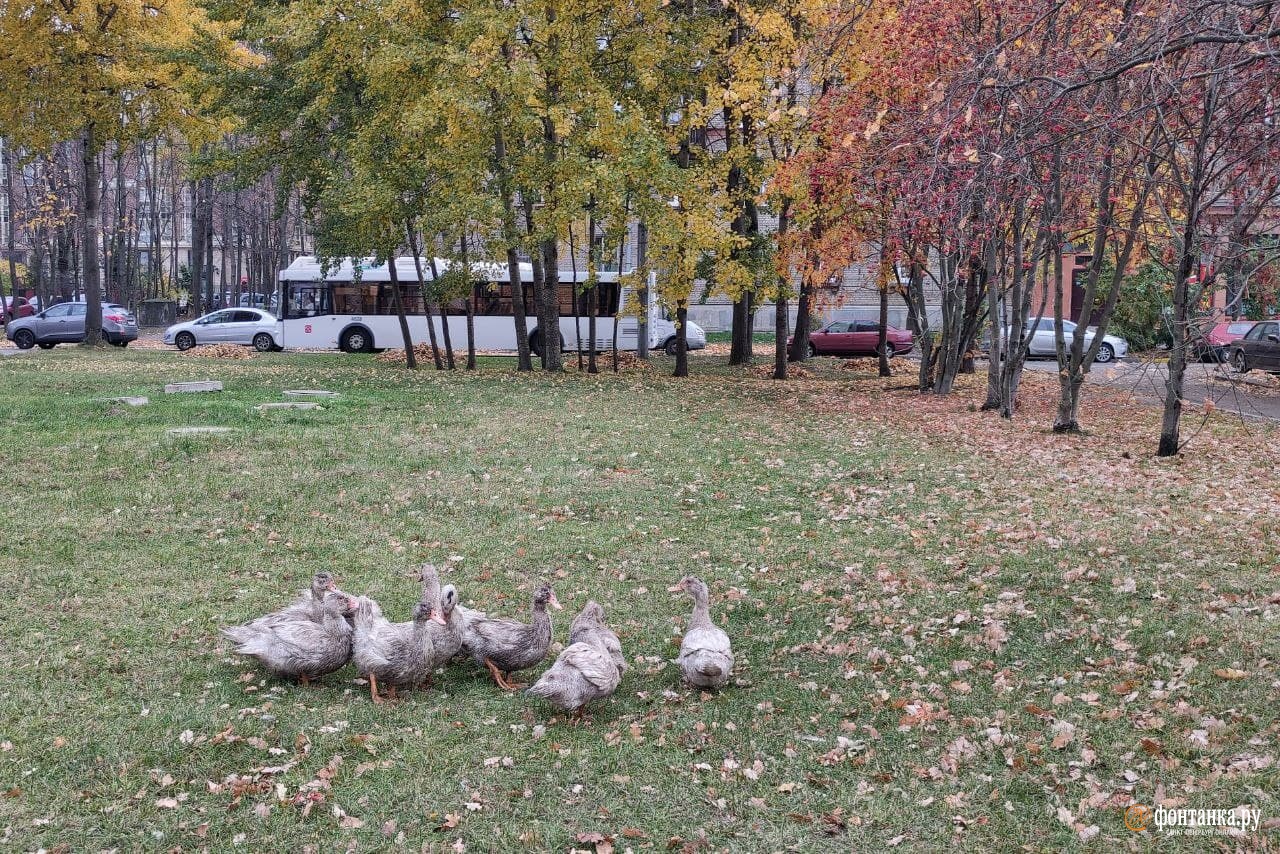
795, 320, 914, 359
1195, 319, 1256, 362
1, 296, 36, 326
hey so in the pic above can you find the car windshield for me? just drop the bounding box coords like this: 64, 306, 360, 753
1227, 322, 1254, 334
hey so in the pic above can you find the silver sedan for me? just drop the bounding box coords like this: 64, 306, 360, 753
164, 308, 282, 351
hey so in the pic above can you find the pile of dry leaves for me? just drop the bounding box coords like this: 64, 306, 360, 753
374, 344, 440, 365
748, 363, 811, 379
180, 344, 252, 360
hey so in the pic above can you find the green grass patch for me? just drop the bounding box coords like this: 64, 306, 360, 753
0, 349, 1276, 851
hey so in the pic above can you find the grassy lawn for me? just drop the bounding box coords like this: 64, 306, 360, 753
1, 348, 1277, 851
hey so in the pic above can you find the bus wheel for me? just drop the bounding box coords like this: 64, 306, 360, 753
340, 327, 372, 353
529, 330, 563, 358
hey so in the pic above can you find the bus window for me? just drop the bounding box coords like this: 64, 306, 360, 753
557, 282, 577, 315
400, 285, 425, 315
597, 282, 619, 316
285, 284, 332, 319
332, 285, 367, 315
475, 282, 504, 316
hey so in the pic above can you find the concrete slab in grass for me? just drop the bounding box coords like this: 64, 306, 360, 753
97, 396, 149, 406
256, 402, 322, 411
166, 426, 233, 436
165, 381, 223, 394
282, 389, 339, 398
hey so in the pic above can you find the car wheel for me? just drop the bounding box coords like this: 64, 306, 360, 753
806, 342, 816, 359
14, 329, 35, 350
664, 337, 678, 356
37, 342, 55, 350
116, 341, 129, 348
253, 332, 275, 352
1094, 343, 1115, 363
1232, 348, 1249, 373
340, 327, 372, 353
175, 331, 196, 351
878, 343, 896, 360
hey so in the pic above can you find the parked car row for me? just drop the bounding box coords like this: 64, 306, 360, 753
793, 317, 1131, 365
4, 301, 137, 348
1228, 320, 1280, 373
1193, 319, 1259, 362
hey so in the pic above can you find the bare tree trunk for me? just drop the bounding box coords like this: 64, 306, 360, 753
387, 253, 416, 369
539, 237, 562, 371
80, 123, 104, 345
1160, 222, 1200, 456
673, 300, 689, 377
407, 227, 444, 370
635, 220, 648, 359
899, 255, 933, 392
5, 140, 20, 319
877, 264, 892, 378
190, 179, 204, 318
981, 235, 1003, 409
613, 232, 623, 372
585, 215, 598, 374
461, 233, 475, 370
789, 279, 812, 361
570, 221, 583, 371
205, 189, 215, 308
730, 294, 750, 365
773, 201, 791, 380
934, 253, 964, 394
427, 254, 456, 369
587, 283, 598, 374
507, 243, 531, 371
491, 88, 532, 370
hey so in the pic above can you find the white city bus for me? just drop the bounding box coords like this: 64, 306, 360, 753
277, 255, 704, 355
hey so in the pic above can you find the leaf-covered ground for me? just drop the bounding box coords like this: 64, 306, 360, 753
0, 349, 1277, 852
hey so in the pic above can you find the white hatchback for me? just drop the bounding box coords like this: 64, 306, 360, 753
1009, 318, 1128, 363
164, 308, 283, 352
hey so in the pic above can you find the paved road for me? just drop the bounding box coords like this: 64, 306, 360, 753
1019, 357, 1280, 422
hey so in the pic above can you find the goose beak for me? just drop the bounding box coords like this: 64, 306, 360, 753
549, 592, 564, 611
430, 608, 447, 626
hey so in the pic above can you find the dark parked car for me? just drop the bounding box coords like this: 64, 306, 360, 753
1228, 320, 1280, 373
1194, 320, 1256, 362
5, 301, 138, 349
793, 320, 914, 359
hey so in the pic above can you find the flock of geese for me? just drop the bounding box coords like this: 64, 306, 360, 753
221, 565, 734, 715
